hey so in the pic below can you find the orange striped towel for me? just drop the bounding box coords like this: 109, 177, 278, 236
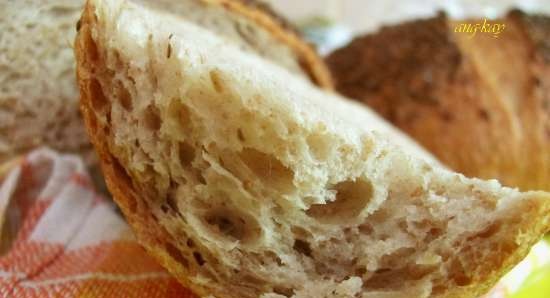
0, 148, 195, 298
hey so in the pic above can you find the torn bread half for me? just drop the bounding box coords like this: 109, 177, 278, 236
75, 0, 550, 297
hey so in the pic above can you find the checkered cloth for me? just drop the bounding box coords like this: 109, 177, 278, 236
0, 148, 195, 298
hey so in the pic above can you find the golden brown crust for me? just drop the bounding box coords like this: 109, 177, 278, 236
232, 0, 297, 35
208, 0, 334, 89
327, 12, 550, 191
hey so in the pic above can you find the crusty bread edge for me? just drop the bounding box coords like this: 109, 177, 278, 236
206, 0, 334, 89
75, 3, 207, 297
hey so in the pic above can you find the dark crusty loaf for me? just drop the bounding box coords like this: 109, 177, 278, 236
0, 0, 331, 167
75, 1, 550, 297
326, 11, 550, 192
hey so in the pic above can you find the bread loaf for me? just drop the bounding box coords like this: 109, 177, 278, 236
0, 0, 330, 167
326, 11, 550, 192
75, 1, 550, 297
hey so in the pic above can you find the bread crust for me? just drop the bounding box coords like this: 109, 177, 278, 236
209, 0, 333, 88
326, 11, 550, 192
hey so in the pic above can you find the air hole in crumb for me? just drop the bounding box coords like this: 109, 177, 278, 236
165, 242, 189, 268
291, 226, 312, 239
358, 223, 373, 235
477, 223, 500, 239
209, 70, 225, 93
265, 251, 283, 266
206, 214, 242, 239
143, 105, 161, 130
166, 191, 179, 212
273, 287, 294, 297
355, 267, 367, 276
427, 227, 443, 242
203, 208, 260, 243
86, 34, 99, 61
105, 108, 112, 125
407, 264, 435, 280
197, 173, 206, 184
116, 82, 132, 111
306, 179, 373, 223
187, 239, 195, 248
398, 221, 408, 233
179, 105, 191, 128
450, 259, 471, 286
366, 266, 429, 289
237, 129, 245, 142
379, 233, 390, 241
179, 142, 195, 166
193, 251, 205, 266
293, 239, 312, 257
369, 209, 389, 223
239, 148, 294, 194
127, 74, 136, 85
166, 42, 172, 58
89, 79, 107, 111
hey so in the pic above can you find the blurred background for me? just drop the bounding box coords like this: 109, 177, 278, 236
266, 0, 550, 54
